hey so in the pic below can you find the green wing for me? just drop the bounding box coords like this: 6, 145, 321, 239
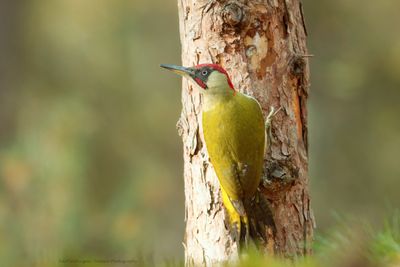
202, 93, 265, 201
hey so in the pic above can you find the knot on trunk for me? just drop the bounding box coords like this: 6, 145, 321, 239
222, 3, 243, 26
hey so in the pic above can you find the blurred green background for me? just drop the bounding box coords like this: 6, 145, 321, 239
0, 0, 399, 265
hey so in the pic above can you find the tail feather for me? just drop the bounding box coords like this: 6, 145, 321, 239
245, 190, 276, 249
221, 187, 248, 247
221, 188, 276, 251
239, 214, 249, 248
226, 207, 249, 249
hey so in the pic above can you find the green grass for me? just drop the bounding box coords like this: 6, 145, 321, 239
370, 211, 400, 266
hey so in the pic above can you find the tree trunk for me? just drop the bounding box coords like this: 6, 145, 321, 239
176, 0, 315, 265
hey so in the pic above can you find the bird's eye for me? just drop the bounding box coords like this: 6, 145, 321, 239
202, 70, 208, 76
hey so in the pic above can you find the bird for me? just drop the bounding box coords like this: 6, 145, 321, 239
161, 63, 275, 247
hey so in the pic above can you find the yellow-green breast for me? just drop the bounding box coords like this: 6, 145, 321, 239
202, 92, 265, 201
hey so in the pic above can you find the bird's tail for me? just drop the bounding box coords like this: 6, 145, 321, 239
221, 187, 249, 248
245, 190, 276, 250
221, 188, 276, 251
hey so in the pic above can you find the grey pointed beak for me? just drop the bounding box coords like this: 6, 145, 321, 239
160, 64, 194, 77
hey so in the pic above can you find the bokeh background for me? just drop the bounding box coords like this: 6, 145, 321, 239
0, 0, 399, 265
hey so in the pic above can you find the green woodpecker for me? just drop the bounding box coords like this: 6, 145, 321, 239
161, 63, 268, 244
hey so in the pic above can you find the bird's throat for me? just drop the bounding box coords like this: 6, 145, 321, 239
202, 92, 233, 112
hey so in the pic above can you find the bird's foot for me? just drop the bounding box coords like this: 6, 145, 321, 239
265, 106, 282, 145
265, 106, 282, 131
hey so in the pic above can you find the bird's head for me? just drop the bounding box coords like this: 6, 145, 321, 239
161, 63, 235, 95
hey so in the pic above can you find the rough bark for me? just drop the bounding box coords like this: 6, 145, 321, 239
176, 0, 315, 265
